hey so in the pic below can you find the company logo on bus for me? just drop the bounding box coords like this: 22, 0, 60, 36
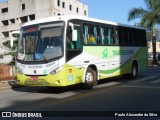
34, 70, 37, 74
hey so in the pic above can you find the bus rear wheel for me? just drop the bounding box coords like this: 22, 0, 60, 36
83, 67, 96, 90
130, 63, 138, 79
124, 62, 138, 79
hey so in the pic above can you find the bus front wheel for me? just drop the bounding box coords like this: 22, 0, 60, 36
83, 67, 96, 90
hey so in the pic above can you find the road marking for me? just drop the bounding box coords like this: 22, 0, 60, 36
52, 91, 82, 99
16, 82, 120, 111
33, 91, 38, 93
150, 79, 160, 84
94, 82, 120, 89
131, 76, 156, 83
139, 74, 160, 76
51, 82, 120, 99
123, 85, 160, 89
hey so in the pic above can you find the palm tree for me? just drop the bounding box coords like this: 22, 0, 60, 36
128, 0, 160, 64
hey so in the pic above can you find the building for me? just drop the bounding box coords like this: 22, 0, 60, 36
148, 29, 160, 60
148, 41, 160, 54
156, 29, 160, 41
0, 0, 88, 49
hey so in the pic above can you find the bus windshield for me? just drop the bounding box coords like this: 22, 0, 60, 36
17, 22, 64, 62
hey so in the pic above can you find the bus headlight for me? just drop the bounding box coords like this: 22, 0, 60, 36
50, 66, 62, 75
17, 67, 23, 75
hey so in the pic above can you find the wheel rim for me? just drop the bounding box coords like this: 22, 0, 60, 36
132, 66, 137, 76
86, 72, 93, 84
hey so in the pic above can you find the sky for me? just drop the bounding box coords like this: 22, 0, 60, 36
0, 0, 5, 2
0, 0, 146, 25
81, 0, 146, 25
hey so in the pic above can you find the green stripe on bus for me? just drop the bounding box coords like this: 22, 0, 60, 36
99, 59, 131, 74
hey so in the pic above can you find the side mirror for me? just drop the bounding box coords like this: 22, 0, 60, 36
10, 31, 20, 47
72, 30, 77, 41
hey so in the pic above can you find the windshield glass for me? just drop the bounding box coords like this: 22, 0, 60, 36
17, 22, 64, 62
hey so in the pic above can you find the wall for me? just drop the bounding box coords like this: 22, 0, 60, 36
148, 42, 160, 54
0, 65, 16, 78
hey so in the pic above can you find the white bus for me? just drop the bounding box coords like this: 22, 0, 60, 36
14, 15, 148, 89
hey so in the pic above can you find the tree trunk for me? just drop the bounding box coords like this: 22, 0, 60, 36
152, 24, 157, 65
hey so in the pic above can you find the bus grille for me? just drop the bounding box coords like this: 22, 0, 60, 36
25, 79, 51, 86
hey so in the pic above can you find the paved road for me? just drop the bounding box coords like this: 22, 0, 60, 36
0, 66, 160, 119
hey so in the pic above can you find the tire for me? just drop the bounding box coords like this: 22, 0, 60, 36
83, 67, 96, 90
130, 63, 138, 79
124, 63, 138, 79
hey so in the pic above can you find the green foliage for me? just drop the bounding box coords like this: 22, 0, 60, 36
2, 39, 18, 51
128, 0, 160, 28
128, 0, 160, 64
1, 37, 18, 65
4, 51, 16, 56
2, 40, 17, 65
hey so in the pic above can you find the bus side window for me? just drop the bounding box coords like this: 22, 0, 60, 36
135, 30, 140, 46
110, 28, 115, 45
119, 28, 131, 46
126, 30, 130, 45
114, 28, 119, 45
129, 30, 134, 46
67, 23, 82, 50
106, 27, 111, 45
141, 31, 147, 46
88, 25, 96, 44
100, 26, 106, 45
83, 25, 88, 44
66, 26, 74, 49
94, 25, 100, 44
119, 29, 125, 46
83, 24, 99, 45
72, 26, 82, 49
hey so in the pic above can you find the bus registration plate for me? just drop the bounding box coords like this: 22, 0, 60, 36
30, 76, 39, 81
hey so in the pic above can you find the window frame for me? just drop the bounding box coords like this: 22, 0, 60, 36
62, 2, 65, 8
21, 4, 25, 10
1, 7, 8, 13
65, 19, 147, 47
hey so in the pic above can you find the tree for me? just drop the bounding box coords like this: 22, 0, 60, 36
128, 0, 160, 64
2, 39, 18, 65
2, 39, 18, 51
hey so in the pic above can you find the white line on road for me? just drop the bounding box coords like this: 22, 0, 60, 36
139, 74, 160, 76
131, 76, 157, 83
0, 82, 120, 101
52, 91, 82, 99
94, 82, 120, 89
150, 79, 160, 84
123, 85, 160, 89
52, 82, 120, 99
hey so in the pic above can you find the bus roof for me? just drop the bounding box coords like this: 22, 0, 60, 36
22, 15, 145, 30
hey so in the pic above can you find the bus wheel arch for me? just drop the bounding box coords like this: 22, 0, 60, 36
83, 65, 98, 90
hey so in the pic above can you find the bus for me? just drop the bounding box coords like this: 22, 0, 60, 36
14, 15, 148, 89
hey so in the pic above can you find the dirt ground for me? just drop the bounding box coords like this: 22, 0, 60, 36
0, 76, 16, 81
0, 65, 16, 81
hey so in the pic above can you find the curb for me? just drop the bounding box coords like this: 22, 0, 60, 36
0, 80, 21, 91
